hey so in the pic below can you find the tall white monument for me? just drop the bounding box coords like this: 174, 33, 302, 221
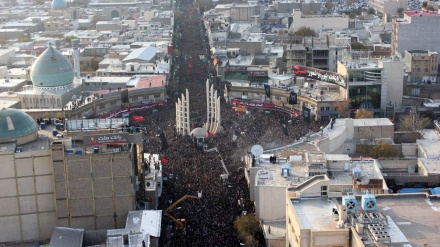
176, 89, 191, 135
205, 79, 222, 134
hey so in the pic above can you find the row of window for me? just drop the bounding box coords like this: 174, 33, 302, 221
412, 68, 436, 73
24, 97, 61, 107
131, 94, 161, 101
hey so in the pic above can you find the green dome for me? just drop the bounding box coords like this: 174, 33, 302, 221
51, 0, 67, 10
0, 108, 38, 144
30, 46, 74, 88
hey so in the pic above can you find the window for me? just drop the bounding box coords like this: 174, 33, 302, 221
110, 101, 116, 106
320, 107, 324, 111
57, 99, 61, 107
132, 96, 138, 101
154, 93, 161, 98
326, 107, 330, 111
321, 186, 328, 191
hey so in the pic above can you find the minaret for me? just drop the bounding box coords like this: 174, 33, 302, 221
72, 39, 80, 78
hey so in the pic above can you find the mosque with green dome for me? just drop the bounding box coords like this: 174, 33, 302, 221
17, 44, 83, 110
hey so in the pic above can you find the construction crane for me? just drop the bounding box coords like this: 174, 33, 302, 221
164, 192, 202, 229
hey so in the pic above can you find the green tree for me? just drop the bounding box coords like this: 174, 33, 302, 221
351, 42, 366, 50
367, 7, 375, 14
370, 140, 398, 158
355, 108, 374, 119
234, 214, 260, 247
294, 26, 315, 37
348, 13, 357, 19
336, 100, 351, 117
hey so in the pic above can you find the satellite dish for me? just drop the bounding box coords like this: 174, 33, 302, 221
251, 145, 264, 157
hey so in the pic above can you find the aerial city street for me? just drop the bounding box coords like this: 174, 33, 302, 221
0, 0, 440, 246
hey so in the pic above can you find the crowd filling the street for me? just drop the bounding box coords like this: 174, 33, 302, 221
133, 0, 321, 246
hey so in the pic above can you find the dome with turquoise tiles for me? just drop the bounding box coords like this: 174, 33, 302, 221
30, 45, 74, 88
0, 108, 38, 145
51, 0, 67, 10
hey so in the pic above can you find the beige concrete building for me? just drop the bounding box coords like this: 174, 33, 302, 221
403, 50, 438, 84
369, 0, 408, 22
0, 108, 142, 244
290, 9, 349, 33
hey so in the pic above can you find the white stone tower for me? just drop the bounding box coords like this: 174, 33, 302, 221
176, 89, 191, 135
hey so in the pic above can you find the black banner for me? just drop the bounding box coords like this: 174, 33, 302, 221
302, 105, 311, 122
288, 91, 297, 104
264, 84, 271, 98
293, 65, 346, 88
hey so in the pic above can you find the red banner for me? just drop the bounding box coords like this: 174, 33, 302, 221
230, 99, 299, 117
101, 101, 165, 119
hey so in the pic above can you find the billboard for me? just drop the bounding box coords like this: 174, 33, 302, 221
83, 133, 129, 146
293, 65, 347, 88
230, 98, 299, 117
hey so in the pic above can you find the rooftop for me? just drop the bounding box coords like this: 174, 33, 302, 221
353, 118, 394, 127
418, 158, 440, 174
292, 197, 342, 230
405, 10, 439, 17
417, 138, 440, 157
289, 194, 440, 246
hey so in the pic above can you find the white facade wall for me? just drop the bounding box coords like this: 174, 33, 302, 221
291, 10, 349, 33
380, 59, 404, 108
317, 119, 355, 154
255, 185, 286, 221
0, 150, 56, 243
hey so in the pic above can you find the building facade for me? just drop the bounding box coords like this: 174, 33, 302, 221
392, 11, 440, 61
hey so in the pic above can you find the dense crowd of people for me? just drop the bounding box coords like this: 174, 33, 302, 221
134, 1, 321, 246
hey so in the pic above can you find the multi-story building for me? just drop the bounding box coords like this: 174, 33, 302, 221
290, 9, 349, 34
392, 10, 440, 61
369, 0, 408, 22
0, 109, 143, 244
337, 50, 404, 112
403, 50, 438, 84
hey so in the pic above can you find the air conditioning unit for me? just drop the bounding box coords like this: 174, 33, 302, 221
361, 192, 376, 212
342, 194, 357, 212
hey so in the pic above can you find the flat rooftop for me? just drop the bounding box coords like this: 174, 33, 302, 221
290, 194, 440, 246
417, 138, 440, 157
292, 197, 339, 230
353, 118, 393, 127
418, 158, 440, 174
373, 195, 440, 246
